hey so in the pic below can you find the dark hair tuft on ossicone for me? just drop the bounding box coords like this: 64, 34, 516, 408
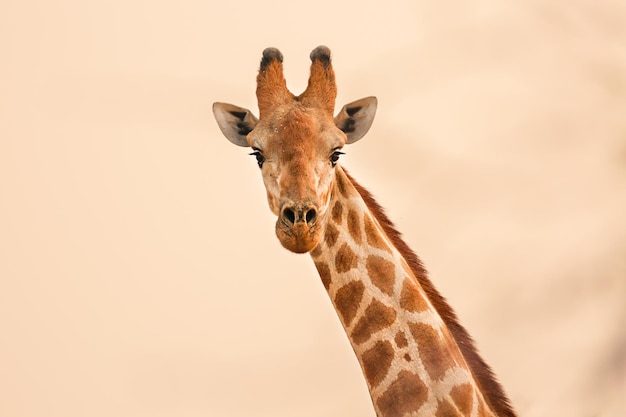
260, 47, 284, 70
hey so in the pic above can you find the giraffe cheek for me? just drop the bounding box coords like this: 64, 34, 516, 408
266, 191, 280, 216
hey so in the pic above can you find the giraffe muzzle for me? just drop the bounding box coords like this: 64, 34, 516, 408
275, 202, 321, 253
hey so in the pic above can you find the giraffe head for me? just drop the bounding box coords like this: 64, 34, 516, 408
213, 46, 377, 253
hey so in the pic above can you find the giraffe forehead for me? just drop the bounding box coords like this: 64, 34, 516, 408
275, 111, 317, 156
254, 107, 341, 157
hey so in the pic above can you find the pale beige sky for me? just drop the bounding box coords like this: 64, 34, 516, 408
1, 1, 625, 416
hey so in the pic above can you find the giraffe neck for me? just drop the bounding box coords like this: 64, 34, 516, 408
309, 167, 505, 417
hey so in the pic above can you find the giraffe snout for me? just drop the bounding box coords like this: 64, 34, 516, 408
275, 201, 322, 254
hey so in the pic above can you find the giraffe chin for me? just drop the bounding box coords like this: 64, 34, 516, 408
275, 221, 320, 254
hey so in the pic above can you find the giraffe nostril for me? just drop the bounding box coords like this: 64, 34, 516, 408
282, 207, 296, 225
281, 205, 318, 226
305, 208, 317, 224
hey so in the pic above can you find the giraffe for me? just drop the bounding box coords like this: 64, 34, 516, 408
212, 46, 516, 417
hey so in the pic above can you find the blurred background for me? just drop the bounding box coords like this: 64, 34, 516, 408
1, 1, 625, 416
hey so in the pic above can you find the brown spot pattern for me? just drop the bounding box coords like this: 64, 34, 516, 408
362, 340, 394, 388
404, 353, 412, 362
335, 243, 357, 273
310, 244, 322, 258
343, 170, 517, 417
331, 200, 343, 225
409, 322, 455, 381
450, 383, 474, 416
435, 399, 463, 417
366, 255, 396, 296
315, 261, 332, 290
334, 281, 365, 327
400, 278, 429, 312
364, 215, 391, 253
347, 208, 362, 244
376, 371, 428, 417
324, 222, 339, 248
444, 329, 466, 367
335, 171, 350, 198
351, 299, 396, 345
394, 331, 408, 348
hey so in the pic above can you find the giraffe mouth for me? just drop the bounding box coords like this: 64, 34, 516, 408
275, 219, 321, 254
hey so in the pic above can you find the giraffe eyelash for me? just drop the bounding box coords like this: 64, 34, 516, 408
249, 150, 265, 168
330, 150, 345, 167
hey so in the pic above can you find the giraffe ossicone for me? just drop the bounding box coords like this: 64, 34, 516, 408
213, 46, 516, 417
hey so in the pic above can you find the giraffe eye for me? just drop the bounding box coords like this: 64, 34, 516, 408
249, 150, 265, 168
330, 150, 345, 167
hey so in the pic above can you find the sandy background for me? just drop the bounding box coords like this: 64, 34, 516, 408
1, 1, 625, 416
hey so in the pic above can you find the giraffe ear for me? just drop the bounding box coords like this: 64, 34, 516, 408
212, 102, 258, 147
334, 96, 377, 144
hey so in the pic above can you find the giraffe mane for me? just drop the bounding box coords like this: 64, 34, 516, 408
342, 168, 517, 417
